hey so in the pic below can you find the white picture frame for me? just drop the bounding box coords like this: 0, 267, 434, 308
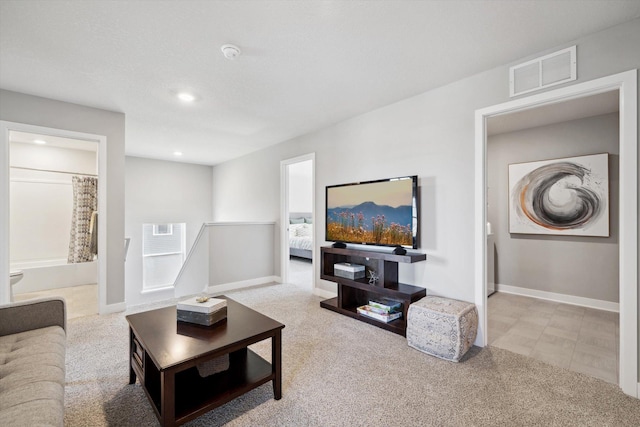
508, 153, 609, 236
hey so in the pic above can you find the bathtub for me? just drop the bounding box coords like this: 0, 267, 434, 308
10, 258, 98, 293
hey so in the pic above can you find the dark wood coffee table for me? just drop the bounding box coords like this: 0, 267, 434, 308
126, 296, 285, 427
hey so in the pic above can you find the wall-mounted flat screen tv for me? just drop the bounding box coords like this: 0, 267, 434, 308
325, 175, 418, 249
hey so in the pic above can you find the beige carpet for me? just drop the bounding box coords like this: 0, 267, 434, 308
64, 283, 640, 426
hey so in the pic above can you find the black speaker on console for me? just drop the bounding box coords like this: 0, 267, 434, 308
392, 246, 407, 255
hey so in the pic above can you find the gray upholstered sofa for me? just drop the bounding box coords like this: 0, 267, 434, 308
0, 297, 66, 427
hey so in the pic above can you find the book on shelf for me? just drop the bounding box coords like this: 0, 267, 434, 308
365, 304, 393, 315
368, 298, 402, 313
357, 305, 402, 323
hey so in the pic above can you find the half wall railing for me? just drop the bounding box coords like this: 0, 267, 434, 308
173, 222, 277, 298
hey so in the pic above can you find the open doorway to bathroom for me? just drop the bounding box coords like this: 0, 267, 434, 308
9, 130, 99, 319
281, 154, 315, 290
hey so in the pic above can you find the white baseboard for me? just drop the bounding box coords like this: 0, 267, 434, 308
206, 276, 279, 294
140, 285, 175, 295
100, 301, 126, 314
313, 287, 337, 299
496, 283, 619, 312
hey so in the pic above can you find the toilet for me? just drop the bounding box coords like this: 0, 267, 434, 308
10, 270, 23, 286
9, 271, 23, 301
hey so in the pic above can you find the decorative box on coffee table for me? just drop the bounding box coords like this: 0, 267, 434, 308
177, 296, 227, 326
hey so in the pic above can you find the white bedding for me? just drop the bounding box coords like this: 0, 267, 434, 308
289, 223, 313, 250
289, 235, 313, 251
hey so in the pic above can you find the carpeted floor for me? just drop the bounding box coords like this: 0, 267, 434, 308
64, 283, 640, 426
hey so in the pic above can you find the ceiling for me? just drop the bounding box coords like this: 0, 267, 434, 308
487, 90, 620, 136
1, 1, 639, 166
10, 131, 98, 152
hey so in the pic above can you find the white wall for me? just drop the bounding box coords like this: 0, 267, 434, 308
10, 141, 97, 174
10, 142, 97, 264
487, 113, 619, 303
10, 169, 74, 263
0, 90, 125, 307
125, 156, 212, 307
208, 223, 275, 287
288, 159, 313, 213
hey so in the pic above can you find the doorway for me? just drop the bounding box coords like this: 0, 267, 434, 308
474, 70, 638, 397
485, 95, 620, 383
280, 154, 315, 290
1, 121, 107, 316
10, 130, 99, 318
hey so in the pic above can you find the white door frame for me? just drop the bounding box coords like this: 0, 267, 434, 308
474, 70, 638, 397
0, 121, 108, 314
280, 153, 315, 286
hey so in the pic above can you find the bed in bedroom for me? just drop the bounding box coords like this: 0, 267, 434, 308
289, 212, 313, 260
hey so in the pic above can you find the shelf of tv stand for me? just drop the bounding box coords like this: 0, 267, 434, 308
320, 297, 408, 335
320, 274, 425, 299
320, 246, 427, 336
321, 245, 426, 264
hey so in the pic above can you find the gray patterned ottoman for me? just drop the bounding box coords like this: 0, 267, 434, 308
407, 296, 478, 362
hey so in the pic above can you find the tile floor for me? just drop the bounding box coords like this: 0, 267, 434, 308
488, 292, 619, 384
14, 283, 99, 319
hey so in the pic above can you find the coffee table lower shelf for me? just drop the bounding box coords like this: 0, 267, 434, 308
142, 349, 273, 425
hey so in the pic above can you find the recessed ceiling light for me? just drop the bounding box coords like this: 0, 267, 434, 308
177, 92, 195, 102
34, 139, 47, 145
173, 151, 183, 156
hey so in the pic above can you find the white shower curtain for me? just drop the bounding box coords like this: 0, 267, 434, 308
68, 176, 98, 263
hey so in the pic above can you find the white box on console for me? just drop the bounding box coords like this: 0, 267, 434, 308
334, 262, 365, 280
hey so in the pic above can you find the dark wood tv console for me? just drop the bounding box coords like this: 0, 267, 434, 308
320, 246, 427, 336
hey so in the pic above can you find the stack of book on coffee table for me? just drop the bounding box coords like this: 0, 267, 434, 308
177, 296, 227, 326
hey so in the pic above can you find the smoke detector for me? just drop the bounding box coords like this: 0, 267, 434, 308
221, 44, 241, 60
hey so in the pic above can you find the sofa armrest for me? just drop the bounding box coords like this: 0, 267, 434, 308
0, 297, 66, 336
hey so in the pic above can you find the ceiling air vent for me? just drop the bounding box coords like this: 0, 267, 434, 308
510, 46, 576, 97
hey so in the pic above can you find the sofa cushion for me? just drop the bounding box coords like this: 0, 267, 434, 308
0, 326, 65, 427
0, 398, 64, 427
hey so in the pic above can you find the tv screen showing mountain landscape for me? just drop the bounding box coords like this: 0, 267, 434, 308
326, 177, 416, 248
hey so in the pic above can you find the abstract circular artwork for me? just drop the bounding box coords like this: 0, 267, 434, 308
509, 153, 609, 236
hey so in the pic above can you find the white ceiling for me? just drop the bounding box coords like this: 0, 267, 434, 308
1, 1, 639, 165
10, 131, 98, 152
487, 90, 620, 136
